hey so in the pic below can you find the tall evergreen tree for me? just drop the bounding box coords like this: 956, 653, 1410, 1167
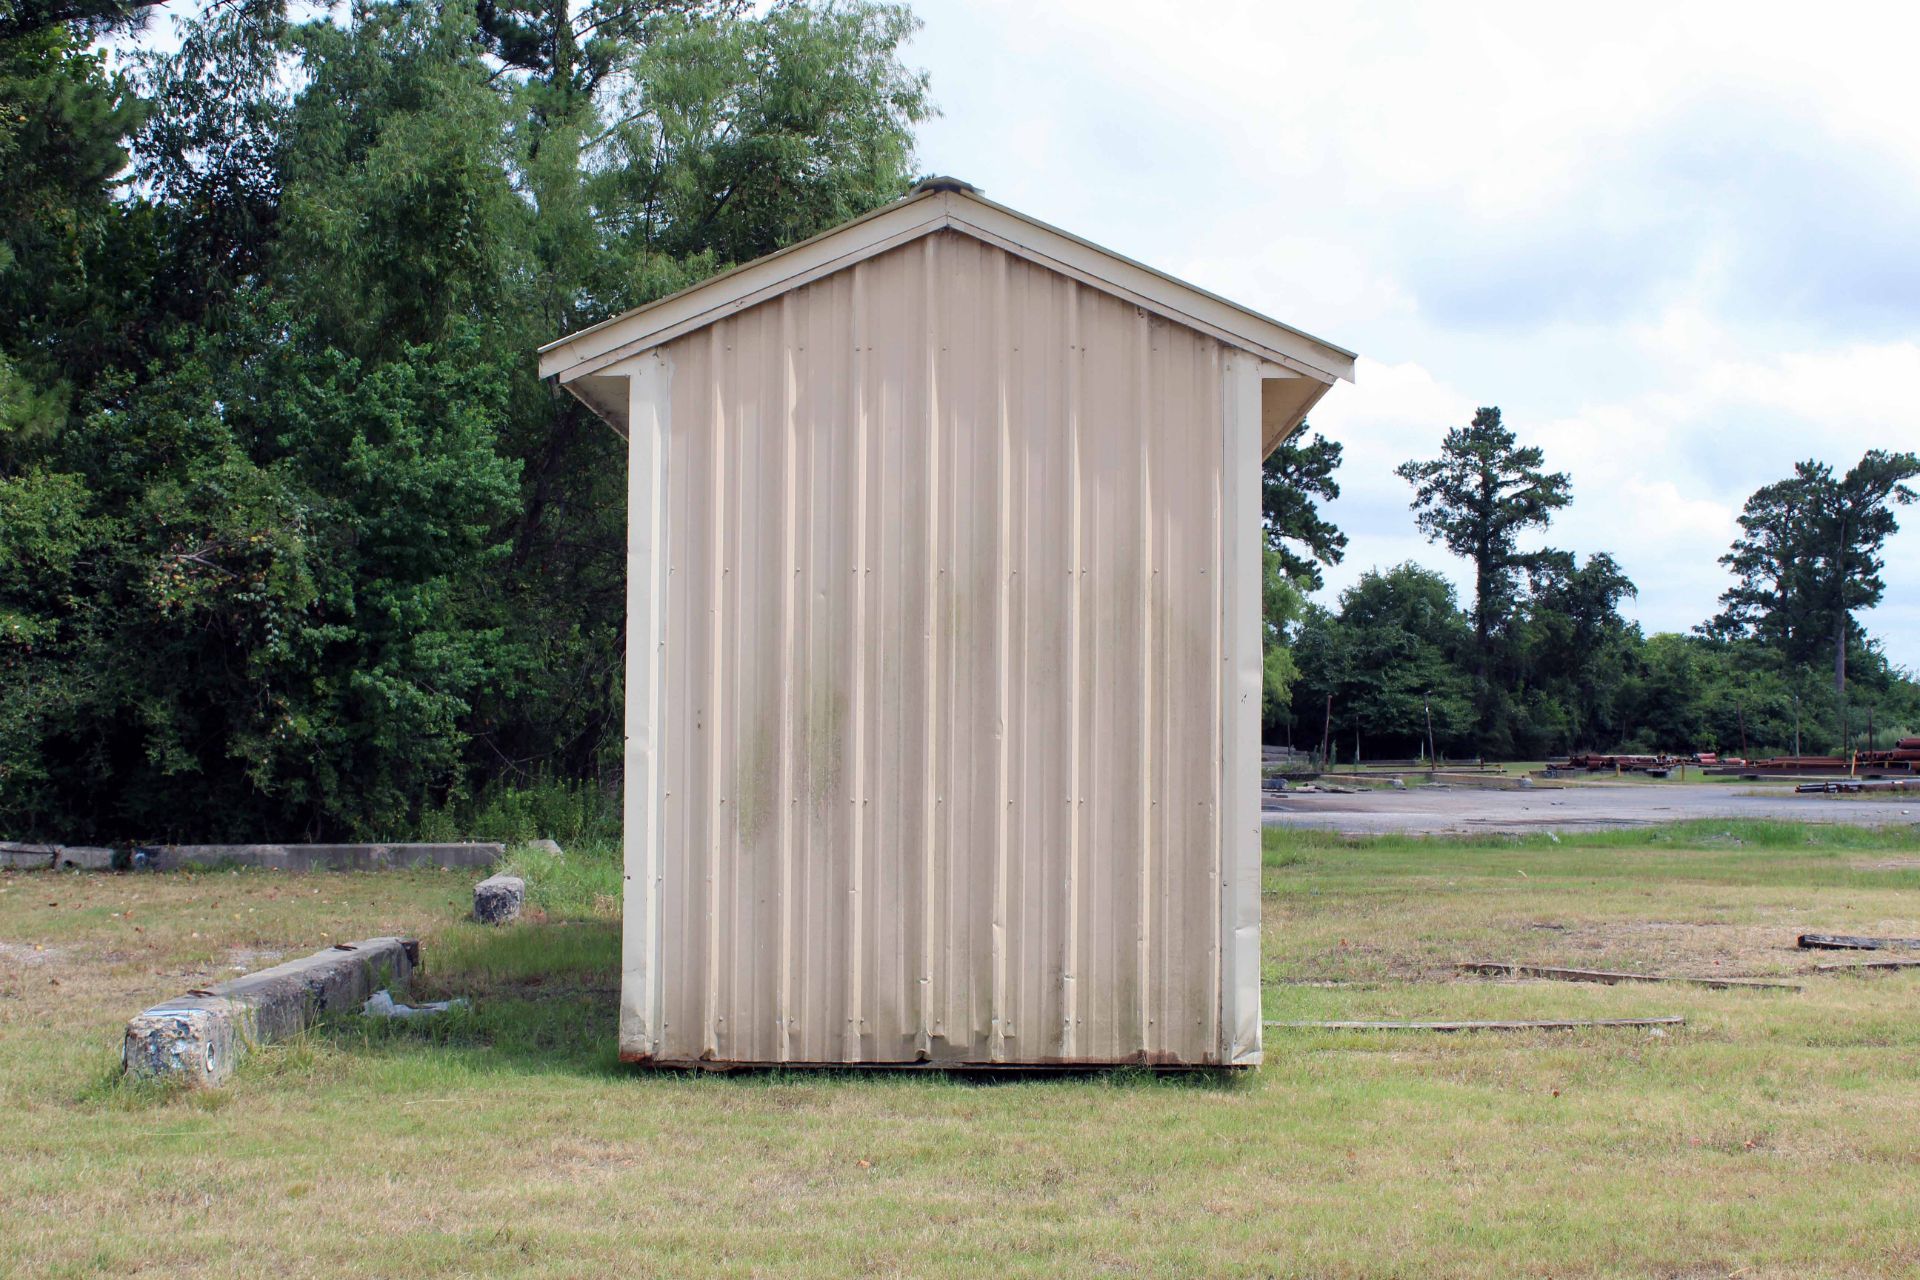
1714, 450, 1919, 701
1394, 407, 1571, 747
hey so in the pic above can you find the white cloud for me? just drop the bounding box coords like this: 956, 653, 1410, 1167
906, 0, 1920, 668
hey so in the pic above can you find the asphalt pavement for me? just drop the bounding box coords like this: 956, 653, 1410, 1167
1261, 779, 1920, 836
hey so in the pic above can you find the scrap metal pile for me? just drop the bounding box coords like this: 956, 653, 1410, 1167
1713, 737, 1920, 779
1552, 753, 1700, 775
1552, 740, 1920, 782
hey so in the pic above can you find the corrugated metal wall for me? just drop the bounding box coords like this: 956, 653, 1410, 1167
638, 230, 1238, 1066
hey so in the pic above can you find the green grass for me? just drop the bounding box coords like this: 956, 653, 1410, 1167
4, 822, 1919, 1277
500, 835, 621, 918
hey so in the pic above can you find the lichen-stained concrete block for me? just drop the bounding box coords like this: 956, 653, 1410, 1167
473, 874, 526, 925
124, 997, 245, 1085
123, 936, 417, 1086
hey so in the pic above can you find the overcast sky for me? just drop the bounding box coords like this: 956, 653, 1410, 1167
904, 0, 1920, 670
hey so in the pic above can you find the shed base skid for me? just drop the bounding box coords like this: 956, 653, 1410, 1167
619, 1050, 1251, 1072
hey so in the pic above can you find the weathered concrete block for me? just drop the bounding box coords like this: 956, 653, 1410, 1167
124, 997, 244, 1085
0, 842, 57, 871
123, 936, 417, 1085
53, 845, 115, 870
473, 873, 526, 924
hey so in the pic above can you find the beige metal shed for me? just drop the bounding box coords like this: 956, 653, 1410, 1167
539, 178, 1354, 1068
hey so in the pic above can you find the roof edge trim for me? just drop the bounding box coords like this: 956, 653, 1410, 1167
540, 188, 1356, 385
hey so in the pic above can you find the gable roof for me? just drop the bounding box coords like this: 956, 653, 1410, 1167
539, 178, 1356, 449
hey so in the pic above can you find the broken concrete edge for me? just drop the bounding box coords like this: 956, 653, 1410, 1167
1, 841, 114, 871
473, 872, 526, 925
1, 841, 503, 873
123, 936, 419, 1086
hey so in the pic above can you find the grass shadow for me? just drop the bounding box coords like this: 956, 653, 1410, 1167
304, 918, 1253, 1090
308, 916, 627, 1080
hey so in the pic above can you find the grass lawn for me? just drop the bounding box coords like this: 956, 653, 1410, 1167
4, 820, 1920, 1277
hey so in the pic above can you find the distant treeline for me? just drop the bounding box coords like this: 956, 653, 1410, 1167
1263, 415, 1920, 762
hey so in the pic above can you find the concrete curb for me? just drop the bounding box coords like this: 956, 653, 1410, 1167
1, 842, 114, 871
124, 936, 418, 1085
139, 843, 503, 872
2, 842, 503, 873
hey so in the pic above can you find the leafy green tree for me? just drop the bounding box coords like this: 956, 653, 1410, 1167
0, 0, 932, 838
1261, 427, 1345, 591
1516, 551, 1639, 753
275, 3, 522, 359
1708, 467, 1824, 660
2, 307, 520, 839
130, 0, 290, 331
0, 16, 144, 393
0, 0, 168, 42
1291, 563, 1474, 761
1261, 548, 1305, 737
1715, 450, 1919, 703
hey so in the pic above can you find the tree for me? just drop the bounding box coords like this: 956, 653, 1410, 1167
1517, 551, 1639, 753
1814, 451, 1917, 701
1290, 563, 1474, 761
2, 308, 521, 840
1395, 407, 1571, 748
1396, 407, 1572, 651
0, 0, 169, 42
130, 0, 290, 333
1708, 464, 1827, 660
1715, 450, 1920, 701
1, 0, 932, 838
1261, 548, 1305, 738
1261, 427, 1346, 591
0, 15, 145, 395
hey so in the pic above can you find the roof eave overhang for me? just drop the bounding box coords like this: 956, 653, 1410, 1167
539, 188, 1357, 394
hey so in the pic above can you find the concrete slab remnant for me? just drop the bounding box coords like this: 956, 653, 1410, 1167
473, 873, 526, 924
141, 842, 503, 872
123, 936, 418, 1086
0, 842, 58, 870
5, 841, 504, 873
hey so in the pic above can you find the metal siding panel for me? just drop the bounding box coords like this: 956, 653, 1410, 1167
617, 353, 670, 1061
658, 329, 704, 1062
1220, 352, 1265, 1065
730, 301, 782, 1060
638, 230, 1239, 1066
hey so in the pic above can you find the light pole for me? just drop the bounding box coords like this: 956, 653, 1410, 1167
1424, 692, 1437, 769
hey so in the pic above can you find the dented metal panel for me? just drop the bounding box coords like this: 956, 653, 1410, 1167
622, 230, 1254, 1067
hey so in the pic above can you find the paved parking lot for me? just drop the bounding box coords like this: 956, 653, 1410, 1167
1262, 779, 1920, 836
